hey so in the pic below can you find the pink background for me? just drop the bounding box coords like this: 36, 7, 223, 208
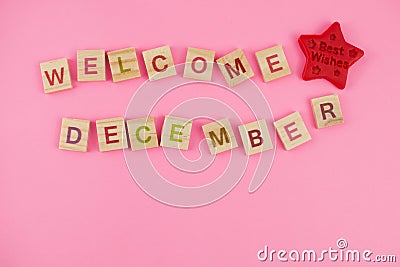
1, 0, 399, 266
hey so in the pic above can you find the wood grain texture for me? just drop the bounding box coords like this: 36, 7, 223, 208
274, 112, 311, 150
77, 50, 106, 81
96, 117, 128, 152
256, 45, 291, 82
142, 46, 177, 81
238, 119, 273, 155
160, 116, 192, 150
40, 58, 72, 93
202, 118, 238, 155
311, 94, 344, 128
59, 118, 90, 152
107, 47, 141, 82
183, 47, 215, 81
126, 117, 159, 151
216, 49, 254, 87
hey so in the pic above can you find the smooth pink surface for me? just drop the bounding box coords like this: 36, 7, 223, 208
1, 0, 399, 266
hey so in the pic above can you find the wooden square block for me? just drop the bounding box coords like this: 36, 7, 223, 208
107, 47, 141, 82
238, 119, 273, 155
77, 50, 106, 81
59, 118, 90, 152
274, 112, 311, 150
311, 94, 344, 129
183, 47, 215, 81
202, 118, 238, 155
126, 117, 159, 151
142, 46, 177, 81
160, 116, 192, 150
40, 58, 72, 93
256, 45, 291, 82
96, 117, 128, 152
216, 49, 254, 87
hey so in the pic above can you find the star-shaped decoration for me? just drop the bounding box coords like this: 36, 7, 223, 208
312, 65, 321, 74
298, 22, 364, 89
349, 49, 358, 58
308, 40, 316, 49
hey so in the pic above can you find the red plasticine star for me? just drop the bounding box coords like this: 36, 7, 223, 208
298, 22, 364, 89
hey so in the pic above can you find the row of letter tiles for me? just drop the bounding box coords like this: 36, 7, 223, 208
41, 45, 291, 93
59, 95, 343, 152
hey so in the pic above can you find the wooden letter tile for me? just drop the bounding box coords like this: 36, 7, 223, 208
59, 118, 90, 152
107, 47, 141, 82
96, 117, 128, 152
40, 58, 72, 93
183, 47, 215, 81
77, 50, 106, 81
256, 45, 291, 82
126, 117, 159, 151
274, 112, 311, 150
202, 118, 238, 155
238, 119, 273, 155
216, 49, 254, 87
311, 94, 344, 129
142, 46, 177, 81
160, 115, 192, 150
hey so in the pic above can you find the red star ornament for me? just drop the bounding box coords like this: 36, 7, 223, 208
298, 22, 364, 89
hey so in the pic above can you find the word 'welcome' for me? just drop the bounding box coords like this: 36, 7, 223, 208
40, 45, 291, 93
